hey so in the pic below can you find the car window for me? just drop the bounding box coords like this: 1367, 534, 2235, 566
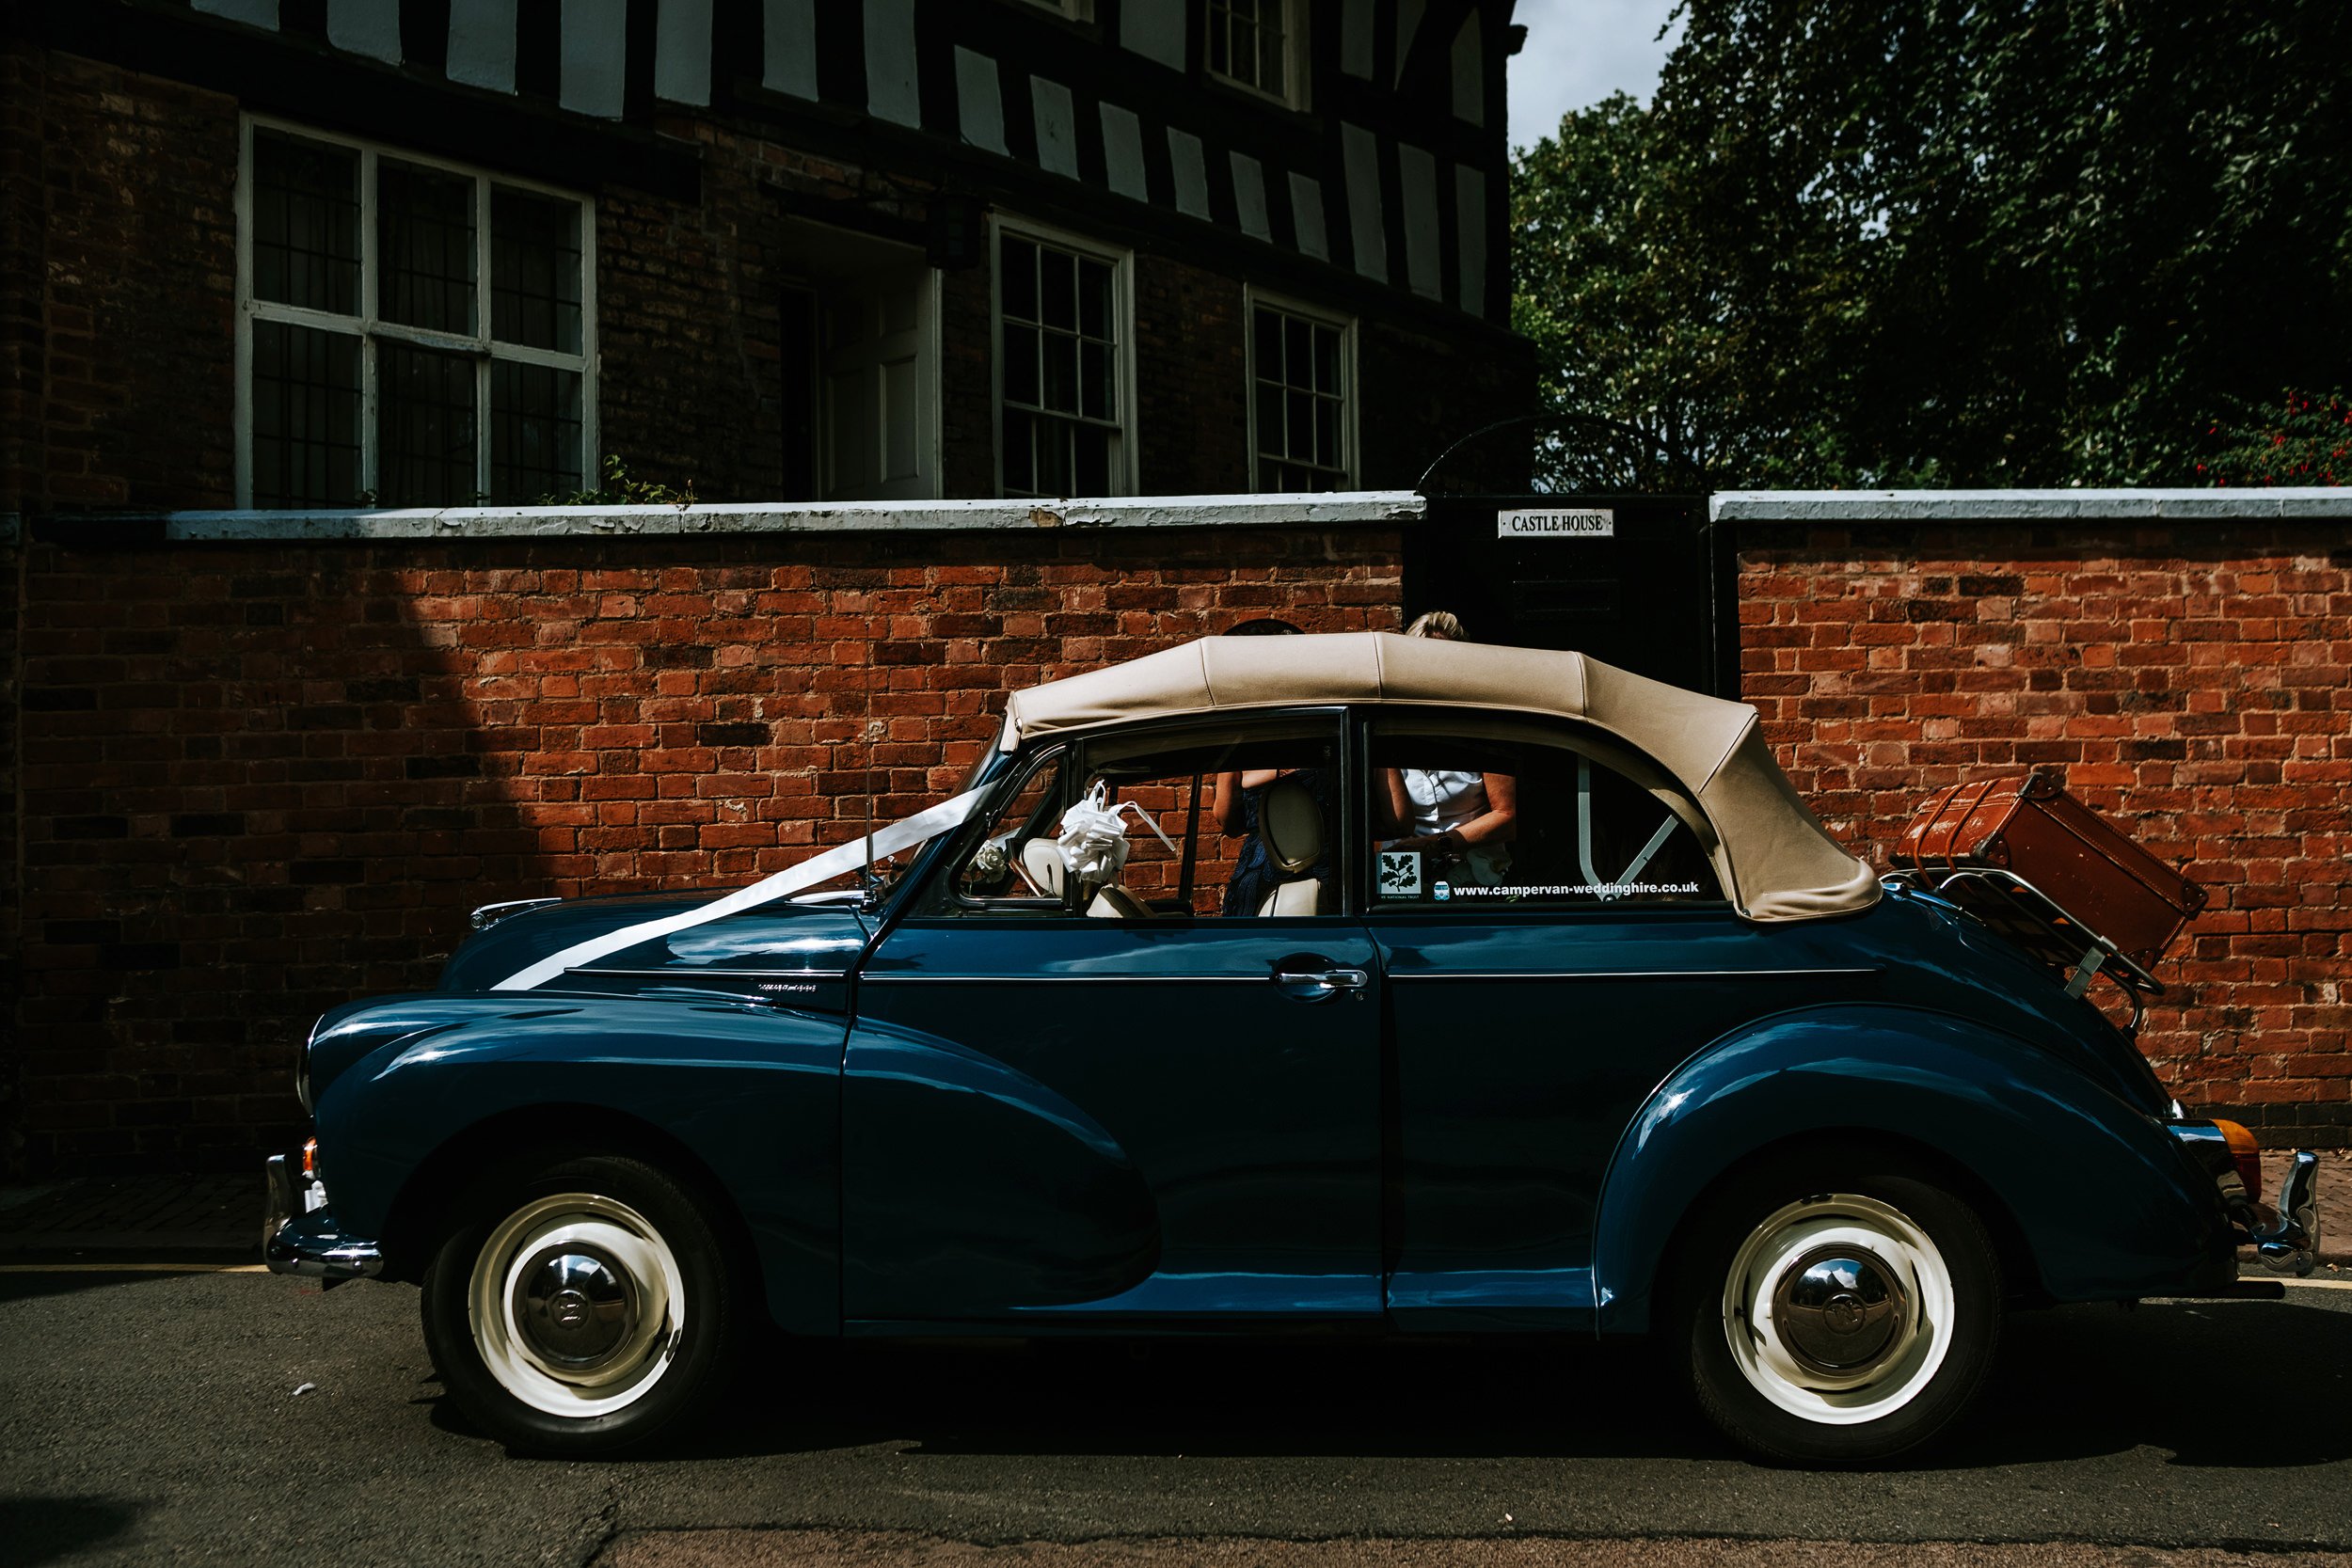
928, 717, 1343, 920
1365, 714, 1724, 913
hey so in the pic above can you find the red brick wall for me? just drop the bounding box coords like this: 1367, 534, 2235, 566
0, 45, 238, 516
11, 526, 1404, 1173
1740, 523, 2352, 1145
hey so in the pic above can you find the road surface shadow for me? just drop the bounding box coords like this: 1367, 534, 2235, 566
437, 1294, 2348, 1469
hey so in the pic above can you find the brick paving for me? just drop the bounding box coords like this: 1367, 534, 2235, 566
0, 1170, 258, 1261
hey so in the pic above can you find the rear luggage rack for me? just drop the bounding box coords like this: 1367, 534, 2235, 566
1886, 865, 2165, 1031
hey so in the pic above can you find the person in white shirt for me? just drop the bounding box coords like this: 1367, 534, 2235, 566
1379, 612, 1517, 885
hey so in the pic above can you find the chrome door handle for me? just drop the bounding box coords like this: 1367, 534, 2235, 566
1272, 967, 1369, 1000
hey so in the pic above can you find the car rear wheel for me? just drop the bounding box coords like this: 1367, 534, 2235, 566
421, 1153, 737, 1455
1672, 1160, 2001, 1465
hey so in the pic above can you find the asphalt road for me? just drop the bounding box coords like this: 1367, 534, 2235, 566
3, 1270, 2349, 1568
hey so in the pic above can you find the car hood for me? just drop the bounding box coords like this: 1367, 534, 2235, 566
437, 891, 872, 996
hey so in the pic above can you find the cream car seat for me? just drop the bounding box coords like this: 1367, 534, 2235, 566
1021, 836, 1154, 919
1255, 778, 1327, 916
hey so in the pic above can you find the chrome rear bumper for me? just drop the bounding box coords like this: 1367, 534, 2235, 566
2251, 1149, 2322, 1277
262, 1152, 384, 1285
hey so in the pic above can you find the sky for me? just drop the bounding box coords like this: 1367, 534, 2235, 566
1504, 0, 1686, 152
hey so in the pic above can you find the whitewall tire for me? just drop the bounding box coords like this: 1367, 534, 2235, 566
422, 1154, 737, 1455
1676, 1162, 2001, 1465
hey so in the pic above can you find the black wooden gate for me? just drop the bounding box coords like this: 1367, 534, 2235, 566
1403, 491, 1739, 699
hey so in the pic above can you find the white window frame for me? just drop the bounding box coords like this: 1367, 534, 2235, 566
233, 113, 598, 508
1204, 0, 1310, 110
1244, 286, 1357, 492
990, 214, 1137, 498
1011, 0, 1095, 20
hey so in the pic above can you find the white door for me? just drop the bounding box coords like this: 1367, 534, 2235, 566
823, 266, 936, 500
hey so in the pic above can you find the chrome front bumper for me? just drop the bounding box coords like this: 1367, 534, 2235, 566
262, 1152, 384, 1285
2251, 1149, 2323, 1277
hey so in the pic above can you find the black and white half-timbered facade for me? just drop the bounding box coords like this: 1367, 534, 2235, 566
5, 0, 1533, 512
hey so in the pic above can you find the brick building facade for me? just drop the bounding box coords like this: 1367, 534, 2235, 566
1, 4, 2344, 1174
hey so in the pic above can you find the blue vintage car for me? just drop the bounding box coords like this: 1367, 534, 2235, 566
264, 632, 2319, 1463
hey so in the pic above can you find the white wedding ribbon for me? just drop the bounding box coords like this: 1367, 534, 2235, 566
491, 785, 993, 991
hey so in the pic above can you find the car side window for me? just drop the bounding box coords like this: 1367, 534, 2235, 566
1365, 715, 1724, 912
929, 719, 1343, 920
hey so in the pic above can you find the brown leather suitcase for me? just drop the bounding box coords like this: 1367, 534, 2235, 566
1892, 772, 2206, 971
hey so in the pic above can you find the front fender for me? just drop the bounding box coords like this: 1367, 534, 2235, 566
314, 995, 845, 1335
1591, 1004, 2232, 1334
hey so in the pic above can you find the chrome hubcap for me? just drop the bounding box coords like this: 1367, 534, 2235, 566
467, 1193, 685, 1418
1772, 1245, 1909, 1375
515, 1246, 637, 1370
1720, 1192, 1955, 1426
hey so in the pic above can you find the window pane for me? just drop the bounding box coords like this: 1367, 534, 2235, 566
250, 320, 359, 507
1042, 332, 1077, 414
1367, 723, 1724, 911
1255, 380, 1281, 453
1253, 307, 1280, 376
1313, 323, 1341, 393
1079, 341, 1109, 420
252, 131, 359, 314
1073, 422, 1110, 493
1004, 323, 1039, 406
1287, 389, 1312, 458
1313, 397, 1338, 467
1034, 413, 1073, 495
1002, 406, 1036, 493
1002, 236, 1038, 322
491, 360, 582, 501
491, 188, 582, 354
378, 160, 477, 334
1079, 259, 1111, 340
377, 342, 478, 504
1041, 249, 1076, 330
1284, 315, 1311, 382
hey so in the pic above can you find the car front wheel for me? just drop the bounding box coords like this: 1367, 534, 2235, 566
1674, 1162, 2001, 1465
421, 1153, 737, 1455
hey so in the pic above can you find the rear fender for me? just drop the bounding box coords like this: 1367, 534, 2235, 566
315, 995, 844, 1335
1591, 1004, 2231, 1334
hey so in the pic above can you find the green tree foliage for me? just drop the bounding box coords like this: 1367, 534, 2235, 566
1511, 1, 2352, 487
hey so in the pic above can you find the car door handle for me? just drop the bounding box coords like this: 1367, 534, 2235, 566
1272, 967, 1369, 1001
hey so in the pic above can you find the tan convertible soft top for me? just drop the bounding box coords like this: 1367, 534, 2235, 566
999, 632, 1878, 924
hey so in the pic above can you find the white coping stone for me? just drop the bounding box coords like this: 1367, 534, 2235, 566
326, 0, 403, 64
560, 0, 628, 119
1454, 165, 1486, 317
762, 0, 818, 100
1341, 123, 1387, 281
1397, 143, 1441, 299
193, 0, 279, 27
1119, 0, 1187, 70
1168, 130, 1212, 220
654, 0, 714, 105
956, 49, 1008, 154
864, 0, 922, 127
1288, 172, 1330, 261
1031, 76, 1080, 179
447, 0, 520, 92
159, 494, 1429, 542
1709, 489, 2352, 523
1230, 152, 1273, 243
1100, 104, 1149, 201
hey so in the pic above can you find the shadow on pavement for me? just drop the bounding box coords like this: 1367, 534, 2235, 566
0, 1496, 146, 1566
468, 1293, 2352, 1471
0, 1267, 265, 1306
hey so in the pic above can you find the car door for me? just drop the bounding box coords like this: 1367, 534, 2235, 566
1359, 708, 1880, 1328
842, 711, 1385, 1325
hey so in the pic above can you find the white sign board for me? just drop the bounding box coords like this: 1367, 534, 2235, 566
1497, 508, 1614, 540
